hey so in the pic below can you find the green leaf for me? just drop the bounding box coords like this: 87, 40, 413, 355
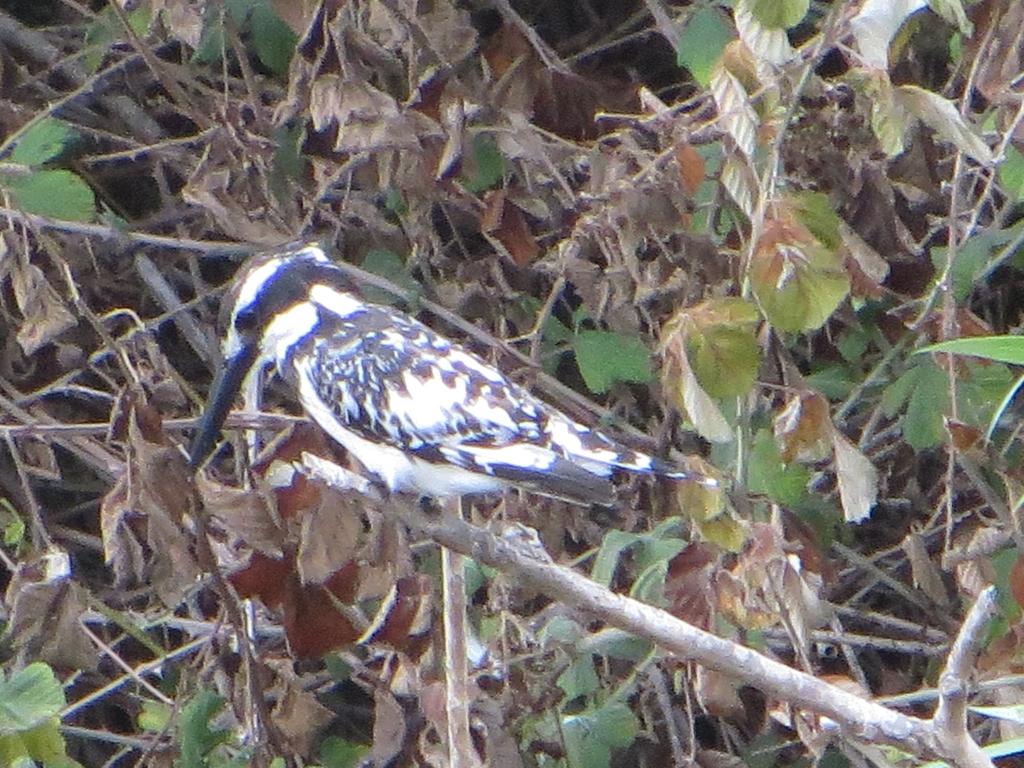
805, 364, 857, 400
83, 5, 151, 73
689, 325, 760, 398
0, 663, 65, 736
249, 4, 297, 76
359, 249, 420, 305
747, 430, 809, 506
573, 330, 653, 394
557, 656, 600, 702
677, 7, 734, 88
1000, 145, 1024, 202
750, 238, 850, 333
746, 0, 809, 29
8, 120, 79, 166
15, 718, 68, 765
5, 170, 95, 222
177, 690, 233, 768
319, 736, 370, 768
270, 122, 306, 203
579, 629, 652, 662
139, 700, 172, 733
463, 134, 505, 194
920, 336, 1024, 366
789, 191, 842, 250
592, 530, 642, 587
903, 361, 949, 450
927, 0, 972, 34
563, 702, 639, 768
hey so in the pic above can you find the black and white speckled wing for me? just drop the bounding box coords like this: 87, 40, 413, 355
284, 302, 673, 504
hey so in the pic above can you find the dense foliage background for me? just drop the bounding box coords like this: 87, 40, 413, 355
1, 0, 1023, 765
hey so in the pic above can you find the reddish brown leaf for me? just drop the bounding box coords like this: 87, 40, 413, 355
481, 190, 540, 266
675, 141, 706, 196
663, 543, 718, 629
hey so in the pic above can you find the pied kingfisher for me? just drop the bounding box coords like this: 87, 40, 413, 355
188, 243, 715, 505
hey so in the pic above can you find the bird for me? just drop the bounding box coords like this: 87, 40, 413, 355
188, 242, 717, 505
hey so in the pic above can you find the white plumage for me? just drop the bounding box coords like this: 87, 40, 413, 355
189, 243, 715, 505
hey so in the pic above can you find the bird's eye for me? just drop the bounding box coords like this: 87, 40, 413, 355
234, 304, 259, 332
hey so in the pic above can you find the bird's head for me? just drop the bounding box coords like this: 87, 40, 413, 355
188, 242, 336, 469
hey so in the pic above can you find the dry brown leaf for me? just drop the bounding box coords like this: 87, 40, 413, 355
4, 558, 97, 671
153, 0, 204, 47
309, 76, 427, 154
101, 407, 199, 606
9, 257, 76, 356
695, 666, 745, 721
839, 220, 889, 298
297, 488, 362, 585
371, 688, 408, 767
774, 393, 832, 463
270, 671, 335, 757
902, 529, 950, 607
17, 436, 61, 481
831, 429, 878, 524
481, 190, 540, 266
198, 475, 284, 556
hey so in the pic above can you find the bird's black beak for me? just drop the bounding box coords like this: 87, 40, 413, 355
188, 342, 258, 470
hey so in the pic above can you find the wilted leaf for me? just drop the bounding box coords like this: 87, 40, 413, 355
481, 190, 539, 266
695, 667, 745, 720
677, 7, 734, 87
198, 475, 284, 556
734, 1, 795, 65
710, 66, 758, 159
271, 675, 334, 756
675, 141, 706, 195
661, 336, 733, 443
840, 220, 890, 296
894, 85, 993, 165
749, 213, 850, 332
832, 430, 878, 523
572, 330, 652, 394
902, 529, 949, 605
774, 392, 832, 463
697, 514, 747, 553
6, 170, 95, 222
663, 544, 718, 627
9, 258, 77, 357
663, 297, 760, 400
297, 489, 362, 585
863, 71, 913, 156
4, 576, 97, 672
850, 0, 928, 70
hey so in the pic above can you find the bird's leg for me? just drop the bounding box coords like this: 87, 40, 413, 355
440, 496, 477, 768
